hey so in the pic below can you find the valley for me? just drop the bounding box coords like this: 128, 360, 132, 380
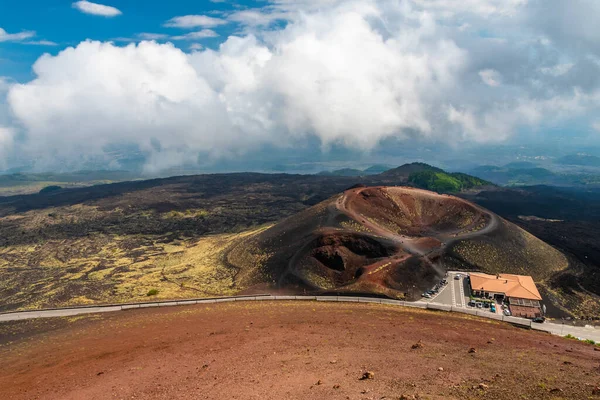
0, 164, 597, 319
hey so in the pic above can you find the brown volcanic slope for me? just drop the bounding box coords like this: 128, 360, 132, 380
231, 186, 568, 299
2, 301, 599, 400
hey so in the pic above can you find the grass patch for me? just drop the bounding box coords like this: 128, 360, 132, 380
564, 334, 576, 340
146, 289, 159, 296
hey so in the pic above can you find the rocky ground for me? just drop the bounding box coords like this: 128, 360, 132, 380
1, 301, 599, 400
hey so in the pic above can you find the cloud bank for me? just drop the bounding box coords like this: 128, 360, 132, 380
4, 0, 600, 171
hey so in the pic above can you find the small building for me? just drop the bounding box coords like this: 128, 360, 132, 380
469, 272, 543, 319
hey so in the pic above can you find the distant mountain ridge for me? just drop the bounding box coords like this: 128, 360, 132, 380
317, 164, 395, 177
556, 154, 600, 167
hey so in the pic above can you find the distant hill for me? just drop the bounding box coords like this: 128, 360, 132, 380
504, 161, 537, 169
0, 170, 139, 196
317, 168, 365, 177
317, 164, 394, 177
408, 170, 491, 193
470, 166, 557, 186
468, 165, 600, 187
363, 164, 394, 174
378, 162, 443, 178
556, 154, 600, 167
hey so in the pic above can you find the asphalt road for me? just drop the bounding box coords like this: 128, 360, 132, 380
2, 295, 600, 343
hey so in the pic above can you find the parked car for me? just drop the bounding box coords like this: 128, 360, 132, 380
483, 302, 490, 308
454, 274, 461, 280
532, 317, 546, 323
476, 302, 483, 308
468, 300, 476, 307
490, 304, 496, 313
422, 293, 431, 298
503, 309, 511, 316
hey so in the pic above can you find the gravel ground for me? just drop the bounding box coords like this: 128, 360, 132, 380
0, 301, 599, 400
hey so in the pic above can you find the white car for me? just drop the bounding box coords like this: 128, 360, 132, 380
503, 309, 511, 316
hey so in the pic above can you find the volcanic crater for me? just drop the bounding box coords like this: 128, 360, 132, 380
232, 186, 568, 299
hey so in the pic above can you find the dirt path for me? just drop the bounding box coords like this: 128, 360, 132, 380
1, 301, 599, 400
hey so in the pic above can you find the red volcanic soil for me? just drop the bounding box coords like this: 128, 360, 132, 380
341, 186, 491, 238
1, 302, 599, 400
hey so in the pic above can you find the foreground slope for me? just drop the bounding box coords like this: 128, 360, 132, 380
231, 186, 568, 299
1, 301, 598, 400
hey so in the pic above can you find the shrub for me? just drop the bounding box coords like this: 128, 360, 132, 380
146, 289, 159, 296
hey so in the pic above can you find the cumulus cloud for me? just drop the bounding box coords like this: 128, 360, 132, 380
5, 0, 600, 171
164, 15, 227, 28
0, 28, 35, 42
228, 9, 289, 27
73, 1, 122, 17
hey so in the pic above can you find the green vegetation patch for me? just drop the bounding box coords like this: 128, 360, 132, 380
408, 170, 490, 193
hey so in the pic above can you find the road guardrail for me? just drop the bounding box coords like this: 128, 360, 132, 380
3, 294, 598, 341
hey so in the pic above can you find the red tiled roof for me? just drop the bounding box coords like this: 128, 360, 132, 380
469, 272, 542, 301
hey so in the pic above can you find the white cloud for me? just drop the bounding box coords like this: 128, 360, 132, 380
172, 30, 219, 41
5, 0, 600, 171
0, 28, 35, 42
0, 126, 14, 166
73, 1, 122, 17
408, 0, 527, 17
164, 15, 227, 28
228, 9, 289, 27
24, 40, 59, 46
137, 33, 170, 40
479, 69, 502, 87
540, 63, 574, 76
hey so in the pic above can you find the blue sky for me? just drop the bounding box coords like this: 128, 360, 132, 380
1, 0, 262, 81
2, 0, 600, 173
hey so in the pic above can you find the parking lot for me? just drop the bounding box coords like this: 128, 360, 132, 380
422, 272, 503, 315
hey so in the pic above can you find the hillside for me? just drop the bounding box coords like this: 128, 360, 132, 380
2, 301, 599, 400
378, 162, 443, 178
0, 167, 596, 317
408, 170, 491, 192
229, 186, 567, 301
